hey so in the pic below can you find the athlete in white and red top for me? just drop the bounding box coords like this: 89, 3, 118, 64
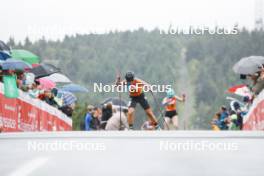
162, 88, 185, 130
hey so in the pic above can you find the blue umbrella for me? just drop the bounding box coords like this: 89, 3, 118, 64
58, 90, 77, 106
0, 51, 11, 61
61, 84, 88, 93
0, 58, 32, 70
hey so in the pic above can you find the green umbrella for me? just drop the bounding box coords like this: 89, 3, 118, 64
11, 49, 40, 64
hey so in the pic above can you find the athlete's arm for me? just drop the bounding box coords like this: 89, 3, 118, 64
175, 94, 186, 102
162, 97, 176, 106
162, 98, 168, 106
136, 78, 151, 89
115, 76, 127, 86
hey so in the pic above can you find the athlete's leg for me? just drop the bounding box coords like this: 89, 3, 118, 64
139, 95, 158, 125
145, 108, 158, 125
127, 98, 137, 129
172, 115, 179, 130
127, 107, 135, 127
164, 117, 171, 130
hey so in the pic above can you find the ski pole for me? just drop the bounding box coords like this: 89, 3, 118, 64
149, 90, 170, 130
116, 67, 123, 130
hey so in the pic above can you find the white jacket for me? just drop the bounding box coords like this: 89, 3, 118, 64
105, 111, 129, 130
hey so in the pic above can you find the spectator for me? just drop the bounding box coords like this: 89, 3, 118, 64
16, 71, 29, 92
228, 110, 240, 130
211, 113, 221, 131
59, 105, 74, 117
24, 72, 35, 86
230, 101, 244, 130
100, 103, 113, 129
219, 106, 229, 130
248, 71, 264, 96
242, 96, 251, 111
51, 88, 63, 107
90, 107, 101, 130
84, 105, 94, 131
43, 90, 58, 107
105, 110, 129, 130
28, 82, 41, 98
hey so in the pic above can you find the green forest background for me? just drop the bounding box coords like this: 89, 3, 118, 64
6, 28, 264, 130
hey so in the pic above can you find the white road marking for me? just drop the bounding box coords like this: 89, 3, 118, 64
8, 157, 49, 176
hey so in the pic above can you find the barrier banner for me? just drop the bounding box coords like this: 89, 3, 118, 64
0, 83, 72, 132
243, 90, 264, 130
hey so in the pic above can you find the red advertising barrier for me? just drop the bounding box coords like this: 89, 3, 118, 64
0, 83, 72, 132
243, 90, 264, 130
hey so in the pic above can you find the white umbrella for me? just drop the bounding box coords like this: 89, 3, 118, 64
233, 56, 264, 75
45, 73, 71, 83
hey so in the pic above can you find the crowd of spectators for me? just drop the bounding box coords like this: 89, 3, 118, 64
212, 68, 264, 130
0, 69, 76, 118
81, 103, 131, 131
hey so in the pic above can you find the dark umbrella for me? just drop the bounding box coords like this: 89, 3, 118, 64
101, 97, 128, 110
233, 56, 264, 75
0, 51, 11, 61
0, 58, 32, 70
0, 40, 10, 52
60, 84, 88, 93
30, 63, 60, 78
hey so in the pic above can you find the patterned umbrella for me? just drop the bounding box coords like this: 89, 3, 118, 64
58, 90, 77, 106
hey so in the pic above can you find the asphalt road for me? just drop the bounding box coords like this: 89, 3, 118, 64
0, 131, 263, 176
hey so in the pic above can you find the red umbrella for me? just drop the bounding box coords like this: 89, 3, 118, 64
38, 78, 56, 90
32, 63, 40, 68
